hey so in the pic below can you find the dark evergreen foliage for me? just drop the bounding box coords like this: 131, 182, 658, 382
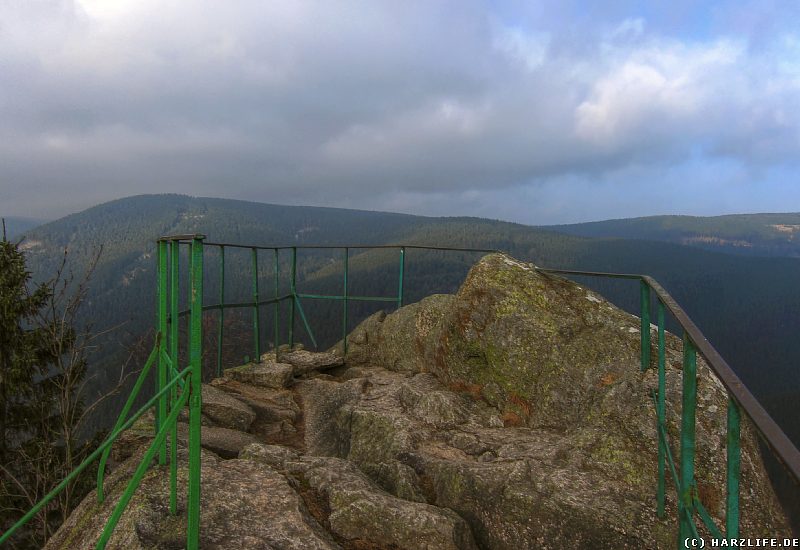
0, 231, 103, 548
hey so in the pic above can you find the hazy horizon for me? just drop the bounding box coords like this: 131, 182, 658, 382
2, 2, 799, 224
5, 193, 800, 230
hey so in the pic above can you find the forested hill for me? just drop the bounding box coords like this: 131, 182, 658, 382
16, 194, 800, 447
548, 213, 800, 257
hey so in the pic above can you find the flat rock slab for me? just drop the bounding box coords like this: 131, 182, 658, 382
177, 423, 259, 459
215, 380, 301, 445
279, 350, 344, 375
45, 449, 339, 550
202, 384, 256, 432
242, 444, 478, 550
225, 362, 294, 389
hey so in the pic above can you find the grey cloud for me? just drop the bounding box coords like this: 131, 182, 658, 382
1, 0, 799, 221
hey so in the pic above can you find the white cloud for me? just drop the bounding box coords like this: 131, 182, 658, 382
575, 40, 742, 147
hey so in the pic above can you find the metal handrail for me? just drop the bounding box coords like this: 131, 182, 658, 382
538, 267, 800, 484
4, 237, 797, 549
538, 266, 798, 544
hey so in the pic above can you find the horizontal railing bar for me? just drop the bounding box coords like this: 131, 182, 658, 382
540, 267, 800, 485
180, 292, 400, 317
172, 296, 294, 318
201, 242, 501, 253
296, 293, 397, 303
157, 234, 206, 242
536, 267, 643, 280
199, 295, 293, 312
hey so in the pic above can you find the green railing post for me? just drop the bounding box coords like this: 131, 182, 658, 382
289, 247, 296, 347
657, 299, 666, 518
343, 247, 349, 355
726, 397, 741, 540
169, 240, 180, 515
397, 246, 405, 308
96, 383, 191, 549
217, 245, 224, 377
640, 279, 651, 371
251, 247, 260, 361
156, 241, 168, 465
273, 248, 279, 350
187, 236, 204, 550
678, 332, 698, 547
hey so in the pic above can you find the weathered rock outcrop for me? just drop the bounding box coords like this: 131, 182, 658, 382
242, 444, 478, 549
45, 448, 340, 550
47, 253, 789, 549
336, 253, 789, 547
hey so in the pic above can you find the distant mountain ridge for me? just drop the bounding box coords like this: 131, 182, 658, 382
15, 195, 800, 448
548, 213, 800, 257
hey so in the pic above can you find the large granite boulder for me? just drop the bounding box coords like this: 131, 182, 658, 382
337, 253, 789, 548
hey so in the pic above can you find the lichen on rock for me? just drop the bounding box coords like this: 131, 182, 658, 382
339, 252, 789, 547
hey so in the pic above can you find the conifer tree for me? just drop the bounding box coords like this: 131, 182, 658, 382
0, 223, 54, 459
0, 222, 121, 547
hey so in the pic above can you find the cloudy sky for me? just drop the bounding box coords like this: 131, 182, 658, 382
1, 0, 799, 224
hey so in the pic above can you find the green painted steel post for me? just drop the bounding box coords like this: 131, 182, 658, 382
343, 247, 349, 355
289, 247, 296, 347
678, 332, 698, 548
169, 240, 180, 515
156, 241, 168, 465
640, 279, 651, 371
273, 249, 279, 350
656, 300, 666, 518
187, 236, 204, 550
397, 246, 405, 309
726, 397, 741, 540
96, 386, 191, 549
251, 247, 260, 361
217, 246, 225, 377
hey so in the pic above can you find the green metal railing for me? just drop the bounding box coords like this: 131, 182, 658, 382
196, 241, 495, 373
0, 235, 205, 549
2, 237, 799, 549
537, 267, 800, 547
